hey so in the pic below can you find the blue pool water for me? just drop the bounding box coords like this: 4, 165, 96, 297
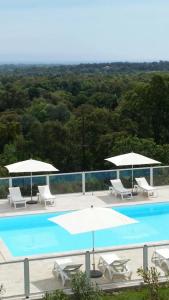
0, 202, 169, 257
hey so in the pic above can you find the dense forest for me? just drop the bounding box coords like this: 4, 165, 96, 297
1, 62, 169, 175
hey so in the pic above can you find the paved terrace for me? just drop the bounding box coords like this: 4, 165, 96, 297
0, 185, 169, 217
0, 186, 169, 299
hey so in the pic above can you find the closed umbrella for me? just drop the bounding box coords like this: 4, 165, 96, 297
49, 205, 137, 277
105, 152, 161, 192
5, 159, 58, 201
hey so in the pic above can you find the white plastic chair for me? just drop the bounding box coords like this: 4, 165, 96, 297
8, 187, 27, 209
135, 177, 158, 197
110, 179, 133, 200
52, 258, 82, 286
38, 185, 56, 206
98, 252, 132, 280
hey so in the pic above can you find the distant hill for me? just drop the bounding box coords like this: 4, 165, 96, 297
1, 61, 169, 76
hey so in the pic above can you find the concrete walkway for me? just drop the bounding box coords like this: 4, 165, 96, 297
0, 185, 168, 217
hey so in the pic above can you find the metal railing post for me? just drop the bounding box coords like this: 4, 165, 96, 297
82, 172, 85, 195
46, 175, 49, 186
150, 167, 153, 186
9, 177, 12, 188
85, 251, 90, 280
24, 258, 30, 299
143, 245, 148, 271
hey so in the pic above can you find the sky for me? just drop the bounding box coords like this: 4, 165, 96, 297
0, 0, 169, 64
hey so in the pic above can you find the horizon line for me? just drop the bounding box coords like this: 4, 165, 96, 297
0, 60, 168, 66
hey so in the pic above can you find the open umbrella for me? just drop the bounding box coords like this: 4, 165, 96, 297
5, 159, 58, 201
105, 152, 161, 192
49, 205, 137, 277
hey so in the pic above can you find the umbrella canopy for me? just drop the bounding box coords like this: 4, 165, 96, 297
49, 206, 137, 234
105, 152, 161, 166
49, 206, 137, 273
5, 159, 58, 201
5, 159, 58, 173
105, 152, 161, 191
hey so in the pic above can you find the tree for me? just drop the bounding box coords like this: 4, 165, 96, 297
147, 75, 169, 143
42, 121, 68, 171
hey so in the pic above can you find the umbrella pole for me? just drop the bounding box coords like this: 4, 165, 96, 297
92, 231, 95, 271
30, 172, 32, 201
132, 164, 134, 192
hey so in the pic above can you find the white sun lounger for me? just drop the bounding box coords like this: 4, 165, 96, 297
98, 253, 132, 280
38, 185, 56, 207
8, 187, 27, 209
135, 177, 158, 197
152, 248, 169, 272
52, 258, 82, 286
110, 179, 133, 200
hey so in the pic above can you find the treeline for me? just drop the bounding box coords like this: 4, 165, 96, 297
1, 61, 169, 76
0, 64, 169, 175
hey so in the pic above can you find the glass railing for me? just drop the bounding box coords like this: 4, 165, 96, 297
153, 166, 169, 186
2, 241, 169, 298
85, 170, 117, 192
49, 173, 82, 194
0, 165, 168, 199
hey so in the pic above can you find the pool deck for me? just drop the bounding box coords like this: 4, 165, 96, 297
0, 186, 169, 299
0, 185, 169, 218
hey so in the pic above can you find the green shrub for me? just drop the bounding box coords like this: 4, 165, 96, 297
43, 289, 69, 300
137, 267, 160, 300
71, 271, 103, 300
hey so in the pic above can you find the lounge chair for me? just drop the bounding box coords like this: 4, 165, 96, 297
98, 253, 132, 280
152, 248, 169, 273
52, 258, 82, 286
38, 185, 56, 206
110, 179, 133, 200
135, 177, 158, 197
8, 187, 27, 209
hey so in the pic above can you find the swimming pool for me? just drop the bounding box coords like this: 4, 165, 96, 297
0, 202, 169, 257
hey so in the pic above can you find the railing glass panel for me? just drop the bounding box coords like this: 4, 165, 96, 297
92, 247, 143, 286
12, 176, 46, 196
153, 167, 169, 186
148, 243, 169, 277
29, 254, 85, 294
120, 168, 150, 188
0, 178, 9, 199
85, 170, 117, 192
29, 257, 60, 294
49, 173, 82, 194
0, 262, 24, 298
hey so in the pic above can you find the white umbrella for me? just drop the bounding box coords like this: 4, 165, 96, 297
49, 206, 137, 274
105, 152, 161, 191
5, 159, 58, 200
